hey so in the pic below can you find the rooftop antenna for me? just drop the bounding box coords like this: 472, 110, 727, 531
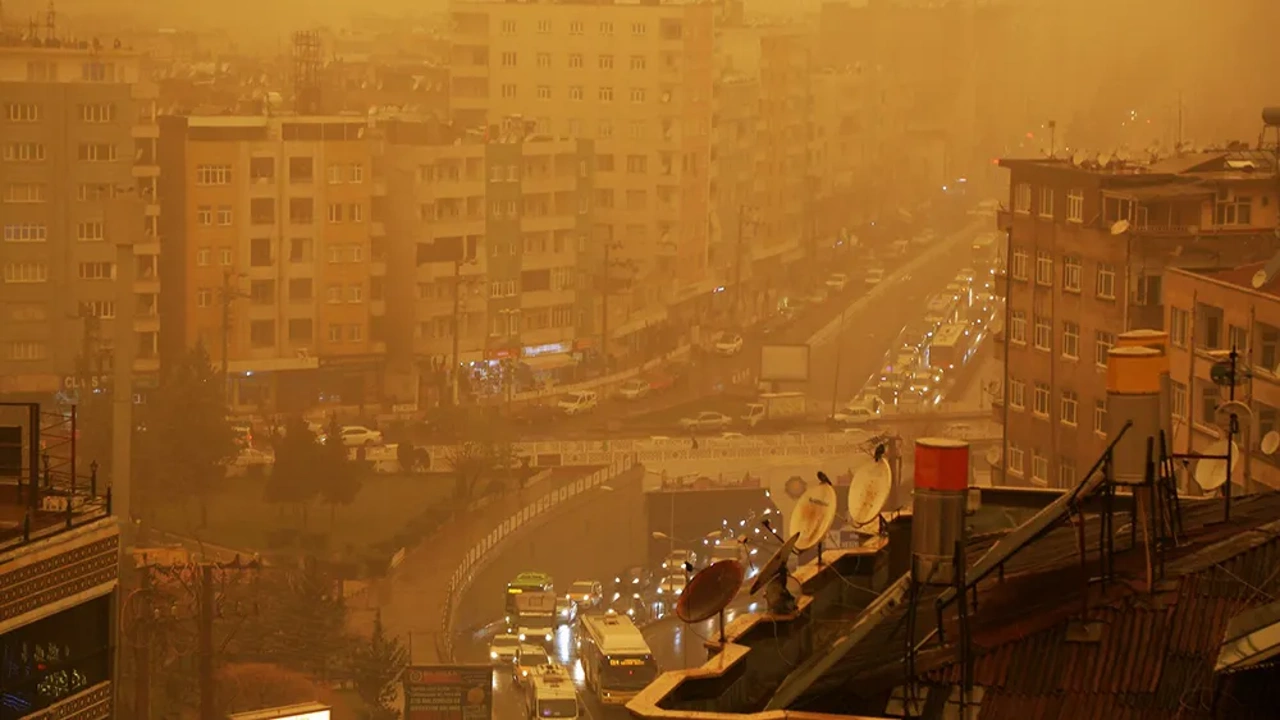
676, 559, 744, 646
43, 0, 54, 43
790, 472, 837, 566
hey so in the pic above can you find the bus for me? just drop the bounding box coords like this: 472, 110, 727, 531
577, 613, 658, 705
923, 295, 960, 333
525, 667, 580, 719
506, 572, 554, 626
927, 323, 972, 372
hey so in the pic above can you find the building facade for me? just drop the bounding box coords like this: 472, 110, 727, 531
157, 114, 383, 413
0, 37, 160, 401
994, 150, 1280, 488
448, 0, 715, 346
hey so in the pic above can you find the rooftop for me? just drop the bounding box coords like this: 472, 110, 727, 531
999, 148, 1279, 182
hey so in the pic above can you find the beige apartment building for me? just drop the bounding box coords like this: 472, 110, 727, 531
448, 0, 715, 349
157, 114, 383, 413
994, 149, 1280, 488
1164, 263, 1280, 491
0, 36, 161, 400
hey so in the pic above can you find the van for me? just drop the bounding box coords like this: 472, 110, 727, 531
557, 391, 598, 416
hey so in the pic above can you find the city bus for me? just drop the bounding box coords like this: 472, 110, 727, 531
577, 613, 658, 705
506, 572, 554, 626
927, 323, 972, 372
923, 295, 960, 333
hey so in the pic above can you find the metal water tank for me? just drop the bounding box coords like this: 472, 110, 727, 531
1117, 330, 1172, 452
1106, 346, 1165, 485
911, 437, 969, 585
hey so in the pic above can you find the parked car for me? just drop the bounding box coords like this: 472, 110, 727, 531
678, 411, 733, 431
829, 398, 883, 427
558, 390, 598, 415
617, 378, 651, 401
825, 273, 849, 292
713, 333, 744, 356
337, 425, 383, 447
865, 267, 886, 286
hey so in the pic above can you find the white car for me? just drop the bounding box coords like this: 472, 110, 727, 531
865, 267, 885, 286
679, 411, 733, 431
488, 633, 520, 665
518, 622, 554, 645
713, 333, 744, 356
656, 574, 688, 597
825, 273, 848, 291
557, 390, 598, 415
830, 403, 880, 427
338, 425, 383, 447
617, 378, 650, 401
514, 645, 551, 684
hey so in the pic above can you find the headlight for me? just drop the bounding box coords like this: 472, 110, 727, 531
519, 633, 527, 641
626, 609, 635, 616
632, 578, 639, 584
657, 587, 663, 594
490, 651, 498, 659
545, 633, 553, 641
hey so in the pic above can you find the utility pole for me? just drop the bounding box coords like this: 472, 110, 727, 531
734, 206, 748, 325
450, 258, 462, 406
199, 564, 215, 720
105, 191, 139, 530
601, 241, 611, 366
134, 565, 152, 720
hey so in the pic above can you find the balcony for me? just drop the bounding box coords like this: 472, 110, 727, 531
520, 214, 574, 233
451, 63, 489, 79
131, 163, 159, 179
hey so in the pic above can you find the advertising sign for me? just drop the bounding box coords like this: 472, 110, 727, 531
404, 665, 493, 720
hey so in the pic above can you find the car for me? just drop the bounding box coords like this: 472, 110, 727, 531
898, 344, 922, 362
713, 333, 744, 356
509, 402, 560, 426
604, 591, 650, 623
707, 542, 746, 565
678, 411, 733, 431
825, 273, 848, 291
802, 289, 828, 306
554, 597, 577, 624
662, 549, 698, 572
514, 644, 551, 684
226, 447, 275, 478
830, 402, 881, 427
721, 431, 746, 439
557, 390, 598, 415
566, 580, 603, 607
865, 267, 886, 286
613, 566, 652, 591
517, 617, 555, 644
617, 378, 651, 401
338, 425, 383, 447
656, 574, 688, 597
489, 633, 520, 665
906, 370, 937, 397
958, 267, 976, 283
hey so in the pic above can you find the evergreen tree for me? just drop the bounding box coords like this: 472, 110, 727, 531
351, 610, 408, 720
317, 418, 361, 526
266, 416, 323, 527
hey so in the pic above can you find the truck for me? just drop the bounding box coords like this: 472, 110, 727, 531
513, 589, 557, 643
742, 391, 807, 428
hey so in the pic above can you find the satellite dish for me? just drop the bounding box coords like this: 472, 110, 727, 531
1099, 153, 1112, 168
1251, 250, 1280, 289
1252, 270, 1270, 289
1194, 439, 1239, 490
677, 560, 744, 624
1111, 219, 1130, 235
749, 532, 799, 596
1116, 148, 1132, 163
1071, 150, 1085, 167
790, 481, 837, 551
1263, 431, 1280, 456
847, 459, 893, 528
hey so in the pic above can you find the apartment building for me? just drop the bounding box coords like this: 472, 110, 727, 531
157, 114, 383, 413
1164, 263, 1280, 491
376, 117, 595, 406
809, 66, 864, 247
0, 37, 161, 400
448, 0, 715, 344
708, 73, 758, 324
994, 149, 1280, 488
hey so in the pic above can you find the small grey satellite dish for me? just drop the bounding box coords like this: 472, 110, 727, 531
1099, 153, 1113, 168
1071, 150, 1085, 167
1263, 431, 1280, 456
1116, 148, 1132, 163
1111, 219, 1130, 235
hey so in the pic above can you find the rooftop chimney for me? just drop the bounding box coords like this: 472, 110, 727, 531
911, 437, 970, 586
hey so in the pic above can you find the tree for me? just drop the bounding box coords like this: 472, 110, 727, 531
351, 610, 408, 720
317, 417, 361, 526
266, 416, 324, 527
135, 343, 236, 527
216, 662, 329, 716
444, 410, 516, 506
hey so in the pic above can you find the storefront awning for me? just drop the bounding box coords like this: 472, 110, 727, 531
521, 353, 577, 371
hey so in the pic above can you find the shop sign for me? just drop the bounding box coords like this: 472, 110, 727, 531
522, 342, 569, 358
485, 347, 518, 360
63, 375, 110, 390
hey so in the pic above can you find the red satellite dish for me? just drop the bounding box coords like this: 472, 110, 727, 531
676, 559, 745, 623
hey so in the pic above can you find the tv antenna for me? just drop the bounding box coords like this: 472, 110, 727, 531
847, 457, 893, 533
676, 559, 745, 645
749, 532, 800, 616
790, 472, 837, 566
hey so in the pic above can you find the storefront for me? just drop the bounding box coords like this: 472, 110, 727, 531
519, 342, 578, 389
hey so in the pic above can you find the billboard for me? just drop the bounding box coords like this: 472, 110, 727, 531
760, 344, 811, 382
404, 665, 493, 720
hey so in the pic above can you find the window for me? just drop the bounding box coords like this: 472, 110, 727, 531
290, 197, 314, 224
81, 61, 114, 81
1034, 315, 1051, 351
219, 248, 233, 266
599, 86, 614, 101
349, 203, 364, 223
77, 143, 116, 162
327, 164, 343, 184
289, 278, 312, 301
626, 154, 647, 173
1095, 263, 1115, 299
1171, 380, 1188, 418
1035, 250, 1053, 285
196, 248, 211, 266
328, 244, 343, 263
77, 183, 115, 202
1094, 399, 1108, 435
76, 221, 104, 242
1259, 323, 1279, 370
501, 19, 516, 35
568, 86, 583, 101
630, 88, 646, 103
1062, 321, 1080, 359
1011, 250, 1028, 280
1038, 186, 1054, 218
569, 53, 583, 68
326, 285, 342, 303
196, 164, 232, 185
328, 324, 342, 342
598, 119, 613, 138
599, 54, 614, 70
348, 325, 363, 342
250, 238, 272, 267
288, 319, 313, 342
1200, 384, 1219, 427
1014, 182, 1031, 213
501, 84, 517, 99
216, 206, 232, 226
3, 223, 46, 242
196, 206, 213, 226
1215, 196, 1252, 226
250, 198, 275, 224
501, 51, 517, 67
4, 183, 45, 203
1063, 255, 1081, 292
249, 320, 274, 348
600, 21, 613, 34
348, 284, 363, 303
1032, 452, 1049, 483
3, 342, 47, 361
3, 142, 44, 162
249, 280, 275, 305
328, 204, 343, 223
1009, 379, 1025, 409
536, 53, 551, 68
1165, 306, 1190, 347
1095, 330, 1115, 367
290, 238, 312, 263
1033, 382, 1050, 417
537, 85, 551, 100
1229, 324, 1248, 355
1061, 390, 1078, 426
632, 22, 647, 36
569, 21, 583, 35
1058, 458, 1077, 488
1067, 189, 1084, 222
77, 262, 115, 280
4, 103, 39, 122
1009, 310, 1027, 344
349, 245, 363, 262
537, 19, 551, 33
3, 262, 48, 283
630, 55, 647, 70
1197, 303, 1223, 350
1008, 445, 1024, 475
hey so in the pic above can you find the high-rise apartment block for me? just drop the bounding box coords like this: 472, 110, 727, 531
0, 37, 160, 398
448, 0, 715, 340
157, 115, 383, 411
994, 150, 1280, 488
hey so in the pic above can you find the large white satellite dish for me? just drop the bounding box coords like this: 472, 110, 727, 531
1194, 439, 1239, 491
790, 482, 837, 552
847, 459, 892, 528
